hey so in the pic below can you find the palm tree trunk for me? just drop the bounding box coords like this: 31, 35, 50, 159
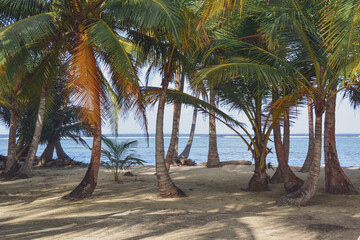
272, 121, 303, 192
178, 104, 198, 159
300, 96, 314, 172
165, 71, 184, 169
16, 87, 47, 178
324, 94, 357, 194
283, 110, 290, 161
276, 105, 323, 206
207, 88, 220, 168
38, 140, 55, 166
248, 135, 269, 191
62, 123, 102, 200
55, 140, 72, 161
248, 156, 269, 191
3, 100, 19, 177
270, 110, 291, 184
155, 75, 186, 198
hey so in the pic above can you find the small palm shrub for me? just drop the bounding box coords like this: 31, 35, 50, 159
101, 137, 145, 182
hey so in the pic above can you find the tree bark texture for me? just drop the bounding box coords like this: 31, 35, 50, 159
165, 71, 183, 169
38, 140, 55, 166
207, 89, 220, 168
276, 107, 323, 206
324, 94, 357, 194
270, 110, 291, 184
283, 110, 290, 161
62, 123, 102, 200
55, 140, 73, 161
16, 87, 47, 178
155, 75, 186, 198
4, 100, 20, 177
272, 121, 303, 193
248, 154, 269, 192
300, 96, 314, 172
178, 105, 198, 159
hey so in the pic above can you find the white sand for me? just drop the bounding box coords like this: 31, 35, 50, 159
1, 165, 359, 240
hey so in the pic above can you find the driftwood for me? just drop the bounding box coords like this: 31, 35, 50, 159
174, 158, 197, 166
199, 160, 252, 166
40, 158, 87, 167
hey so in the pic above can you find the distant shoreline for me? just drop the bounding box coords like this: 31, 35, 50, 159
1, 133, 360, 138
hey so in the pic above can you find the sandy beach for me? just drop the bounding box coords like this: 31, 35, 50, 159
1, 165, 359, 240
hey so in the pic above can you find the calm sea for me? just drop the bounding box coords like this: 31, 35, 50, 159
0, 134, 359, 167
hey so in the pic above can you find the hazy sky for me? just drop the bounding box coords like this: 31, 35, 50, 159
1, 69, 359, 135
105, 70, 360, 135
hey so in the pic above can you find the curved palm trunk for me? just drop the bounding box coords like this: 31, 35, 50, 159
156, 75, 186, 198
283, 110, 290, 161
62, 123, 101, 200
178, 105, 198, 159
300, 96, 314, 172
38, 140, 55, 166
16, 87, 47, 178
55, 140, 72, 161
272, 121, 303, 192
165, 71, 184, 169
270, 110, 291, 184
276, 106, 323, 206
248, 137, 269, 191
3, 100, 20, 177
207, 89, 220, 168
324, 94, 357, 194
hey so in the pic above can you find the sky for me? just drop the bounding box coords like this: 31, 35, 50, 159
1, 69, 360, 135
104, 69, 360, 135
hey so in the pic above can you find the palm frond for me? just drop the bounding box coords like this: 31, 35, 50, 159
0, 12, 58, 65
68, 39, 103, 127
0, 0, 52, 19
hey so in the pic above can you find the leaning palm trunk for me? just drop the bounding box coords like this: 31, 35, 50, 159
178, 104, 198, 159
324, 94, 357, 194
16, 87, 47, 178
300, 96, 314, 172
283, 110, 290, 162
63, 123, 101, 200
272, 121, 303, 192
276, 105, 323, 206
207, 89, 220, 168
55, 140, 72, 161
3, 100, 19, 177
155, 75, 186, 198
270, 110, 291, 184
165, 71, 184, 169
38, 140, 56, 166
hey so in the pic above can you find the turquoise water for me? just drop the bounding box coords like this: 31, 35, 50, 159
0, 134, 359, 167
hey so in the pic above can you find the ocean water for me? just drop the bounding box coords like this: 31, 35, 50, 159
0, 134, 359, 167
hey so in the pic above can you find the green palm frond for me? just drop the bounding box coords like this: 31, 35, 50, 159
101, 136, 145, 181
195, 57, 288, 88
145, 87, 243, 128
90, 20, 138, 84
108, 0, 182, 44
0, 13, 59, 64
21, 44, 64, 96
0, 0, 52, 19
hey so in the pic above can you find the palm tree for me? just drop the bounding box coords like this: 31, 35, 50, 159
0, 0, 184, 199
299, 96, 314, 173
323, 93, 357, 194
207, 88, 220, 168
178, 92, 199, 159
16, 86, 47, 178
266, 0, 358, 205
165, 69, 184, 169
320, 0, 359, 195
101, 137, 145, 182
